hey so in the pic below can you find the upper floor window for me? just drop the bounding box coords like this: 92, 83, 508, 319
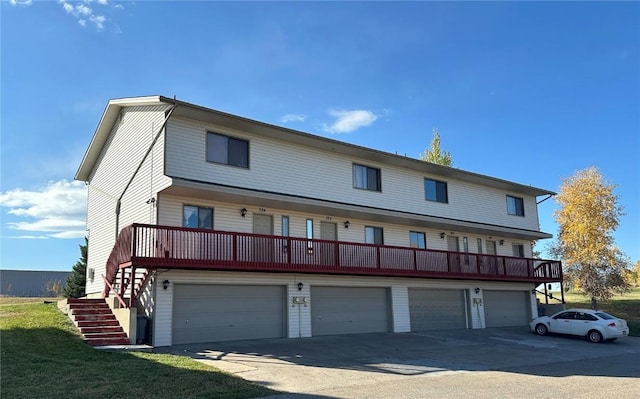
506, 195, 525, 216
424, 178, 448, 203
365, 226, 384, 245
282, 216, 290, 237
183, 205, 213, 229
353, 164, 381, 192
207, 132, 249, 168
409, 231, 426, 249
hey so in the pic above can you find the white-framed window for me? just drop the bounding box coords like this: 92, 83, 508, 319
477, 238, 483, 254
506, 195, 525, 216
365, 226, 384, 245
409, 231, 426, 249
353, 164, 381, 192
183, 205, 213, 229
282, 216, 290, 237
206, 132, 249, 168
424, 178, 448, 203
512, 244, 525, 258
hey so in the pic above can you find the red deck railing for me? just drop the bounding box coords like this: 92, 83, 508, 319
103, 223, 563, 301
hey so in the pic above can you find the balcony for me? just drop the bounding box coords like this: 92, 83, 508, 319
105, 224, 562, 300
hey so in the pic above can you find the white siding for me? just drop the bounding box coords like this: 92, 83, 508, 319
288, 281, 312, 338
469, 289, 485, 329
164, 118, 541, 233
84, 105, 171, 294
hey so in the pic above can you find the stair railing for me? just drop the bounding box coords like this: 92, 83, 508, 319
102, 225, 134, 299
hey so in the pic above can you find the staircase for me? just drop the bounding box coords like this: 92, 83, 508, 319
67, 298, 130, 346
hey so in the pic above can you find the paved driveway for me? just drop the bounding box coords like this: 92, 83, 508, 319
159, 327, 640, 398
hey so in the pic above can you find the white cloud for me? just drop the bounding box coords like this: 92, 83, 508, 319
322, 109, 378, 134
58, 0, 114, 31
9, 0, 33, 6
280, 113, 307, 123
0, 180, 87, 239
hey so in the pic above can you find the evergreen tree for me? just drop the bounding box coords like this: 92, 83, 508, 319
419, 128, 453, 166
63, 238, 87, 298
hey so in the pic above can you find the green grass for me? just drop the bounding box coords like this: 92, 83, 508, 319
0, 298, 279, 399
540, 288, 640, 337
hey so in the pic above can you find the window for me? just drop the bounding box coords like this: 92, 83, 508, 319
512, 244, 525, 258
306, 219, 313, 252
477, 238, 483, 254
365, 226, 384, 245
207, 132, 249, 168
409, 231, 426, 249
506, 195, 525, 216
282, 216, 290, 237
353, 164, 381, 192
183, 205, 213, 229
424, 179, 448, 203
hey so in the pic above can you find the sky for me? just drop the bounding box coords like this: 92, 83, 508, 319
1, 0, 638, 272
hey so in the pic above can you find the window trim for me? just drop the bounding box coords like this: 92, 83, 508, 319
182, 204, 213, 229
409, 231, 426, 249
365, 226, 384, 245
206, 131, 250, 168
424, 178, 449, 203
352, 163, 382, 192
506, 195, 525, 217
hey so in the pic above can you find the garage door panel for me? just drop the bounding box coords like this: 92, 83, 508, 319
484, 290, 529, 327
311, 286, 390, 336
172, 284, 285, 344
409, 289, 467, 331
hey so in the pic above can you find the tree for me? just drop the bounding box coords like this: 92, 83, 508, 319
625, 260, 640, 287
420, 128, 453, 166
553, 167, 630, 309
63, 238, 87, 298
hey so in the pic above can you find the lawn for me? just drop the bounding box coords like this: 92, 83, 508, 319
0, 298, 279, 399
539, 288, 640, 337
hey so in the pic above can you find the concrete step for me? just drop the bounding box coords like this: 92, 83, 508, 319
85, 337, 131, 346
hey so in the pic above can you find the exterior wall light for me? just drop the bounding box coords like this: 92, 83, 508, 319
344, 221, 350, 229
474, 287, 481, 294
297, 282, 304, 291
499, 239, 504, 245
162, 280, 170, 290
440, 232, 446, 239
241, 208, 247, 218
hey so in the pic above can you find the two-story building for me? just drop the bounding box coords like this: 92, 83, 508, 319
75, 95, 562, 346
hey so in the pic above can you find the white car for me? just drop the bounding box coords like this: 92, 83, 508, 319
530, 308, 629, 343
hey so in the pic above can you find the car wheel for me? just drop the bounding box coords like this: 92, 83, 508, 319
534, 324, 548, 336
588, 330, 603, 343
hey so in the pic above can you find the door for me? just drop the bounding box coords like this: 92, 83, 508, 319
548, 311, 576, 334
572, 311, 598, 336
320, 222, 337, 266
172, 284, 285, 344
252, 214, 274, 263
485, 240, 498, 274
311, 286, 390, 336
483, 290, 530, 327
447, 236, 461, 272
409, 288, 467, 331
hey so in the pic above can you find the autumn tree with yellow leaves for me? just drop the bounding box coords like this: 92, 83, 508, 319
551, 167, 630, 309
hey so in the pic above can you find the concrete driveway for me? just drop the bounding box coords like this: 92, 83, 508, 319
158, 328, 640, 398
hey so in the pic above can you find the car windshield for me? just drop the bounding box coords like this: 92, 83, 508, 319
595, 312, 615, 320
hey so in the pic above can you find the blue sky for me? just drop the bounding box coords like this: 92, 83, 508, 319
1, 1, 638, 271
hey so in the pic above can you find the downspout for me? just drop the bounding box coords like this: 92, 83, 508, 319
114, 103, 177, 239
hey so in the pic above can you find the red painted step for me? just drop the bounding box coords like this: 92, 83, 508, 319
85, 337, 131, 346
71, 308, 112, 315
74, 314, 117, 322
77, 320, 120, 328
80, 326, 124, 334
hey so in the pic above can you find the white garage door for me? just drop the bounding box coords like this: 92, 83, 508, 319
409, 288, 467, 331
172, 284, 285, 344
311, 286, 390, 336
483, 290, 530, 327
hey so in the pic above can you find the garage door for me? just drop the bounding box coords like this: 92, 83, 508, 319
483, 290, 530, 327
409, 288, 467, 331
172, 284, 285, 344
311, 286, 390, 336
